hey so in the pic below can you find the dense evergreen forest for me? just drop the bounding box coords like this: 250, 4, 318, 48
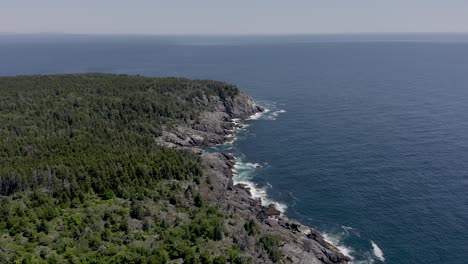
0, 74, 264, 263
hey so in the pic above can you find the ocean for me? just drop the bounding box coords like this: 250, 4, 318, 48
1, 34, 468, 263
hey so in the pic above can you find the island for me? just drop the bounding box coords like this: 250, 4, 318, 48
0, 74, 349, 263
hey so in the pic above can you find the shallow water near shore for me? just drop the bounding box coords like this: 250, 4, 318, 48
2, 34, 468, 263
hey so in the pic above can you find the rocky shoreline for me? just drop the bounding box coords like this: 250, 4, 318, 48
159, 91, 350, 264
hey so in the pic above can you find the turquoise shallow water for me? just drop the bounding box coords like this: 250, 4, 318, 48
1, 34, 468, 263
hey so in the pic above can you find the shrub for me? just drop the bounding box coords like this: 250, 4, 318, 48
259, 235, 283, 263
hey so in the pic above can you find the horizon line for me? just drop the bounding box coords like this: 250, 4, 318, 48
2, 31, 468, 37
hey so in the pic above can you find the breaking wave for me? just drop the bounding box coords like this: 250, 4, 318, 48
371, 241, 385, 262
232, 158, 288, 214
322, 226, 385, 264
322, 232, 355, 261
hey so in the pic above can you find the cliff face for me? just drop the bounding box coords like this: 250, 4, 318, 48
158, 91, 263, 148
160, 91, 350, 264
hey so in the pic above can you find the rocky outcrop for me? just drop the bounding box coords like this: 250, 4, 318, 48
158, 91, 263, 148
266, 204, 282, 218
158, 90, 349, 263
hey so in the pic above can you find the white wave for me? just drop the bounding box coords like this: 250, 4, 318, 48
237, 180, 288, 214
263, 109, 286, 120
246, 106, 286, 121
232, 159, 287, 214
233, 161, 261, 173
247, 111, 265, 120
322, 233, 354, 260
371, 241, 385, 262
322, 231, 382, 264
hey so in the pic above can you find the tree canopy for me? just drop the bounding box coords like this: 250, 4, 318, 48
0, 74, 253, 263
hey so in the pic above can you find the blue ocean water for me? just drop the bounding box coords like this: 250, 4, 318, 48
1, 34, 468, 263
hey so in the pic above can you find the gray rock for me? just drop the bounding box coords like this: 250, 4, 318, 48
98, 245, 107, 252
266, 204, 281, 217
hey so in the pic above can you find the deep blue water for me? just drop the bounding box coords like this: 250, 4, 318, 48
1, 34, 468, 264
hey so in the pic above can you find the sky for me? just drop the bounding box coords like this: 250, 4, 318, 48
1, 0, 468, 35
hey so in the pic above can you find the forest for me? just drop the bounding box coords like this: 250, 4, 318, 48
0, 74, 277, 263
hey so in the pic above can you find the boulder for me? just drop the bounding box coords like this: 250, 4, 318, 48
266, 203, 281, 217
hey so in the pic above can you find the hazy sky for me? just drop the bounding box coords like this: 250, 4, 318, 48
1, 0, 468, 35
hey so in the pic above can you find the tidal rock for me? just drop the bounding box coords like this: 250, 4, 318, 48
266, 203, 281, 217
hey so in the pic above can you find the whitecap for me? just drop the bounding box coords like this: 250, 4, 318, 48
371, 241, 385, 262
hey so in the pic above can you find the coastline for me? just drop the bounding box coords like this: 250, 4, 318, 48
225, 106, 352, 263
159, 91, 350, 263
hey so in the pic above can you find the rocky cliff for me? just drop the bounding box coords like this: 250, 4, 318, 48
158, 91, 263, 148
159, 90, 350, 264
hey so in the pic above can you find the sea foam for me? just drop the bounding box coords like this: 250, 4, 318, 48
232, 159, 287, 214
247, 111, 265, 120
322, 233, 354, 260
371, 241, 385, 262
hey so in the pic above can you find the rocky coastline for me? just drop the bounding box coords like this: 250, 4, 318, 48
158, 91, 350, 264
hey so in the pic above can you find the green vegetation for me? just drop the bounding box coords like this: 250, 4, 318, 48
0, 74, 252, 263
244, 219, 260, 236
258, 235, 283, 263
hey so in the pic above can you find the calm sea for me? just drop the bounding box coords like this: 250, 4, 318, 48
1, 34, 468, 264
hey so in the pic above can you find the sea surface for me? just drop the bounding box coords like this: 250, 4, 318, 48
1, 34, 468, 263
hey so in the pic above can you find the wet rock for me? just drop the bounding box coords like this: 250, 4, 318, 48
308, 228, 327, 247
266, 203, 281, 217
